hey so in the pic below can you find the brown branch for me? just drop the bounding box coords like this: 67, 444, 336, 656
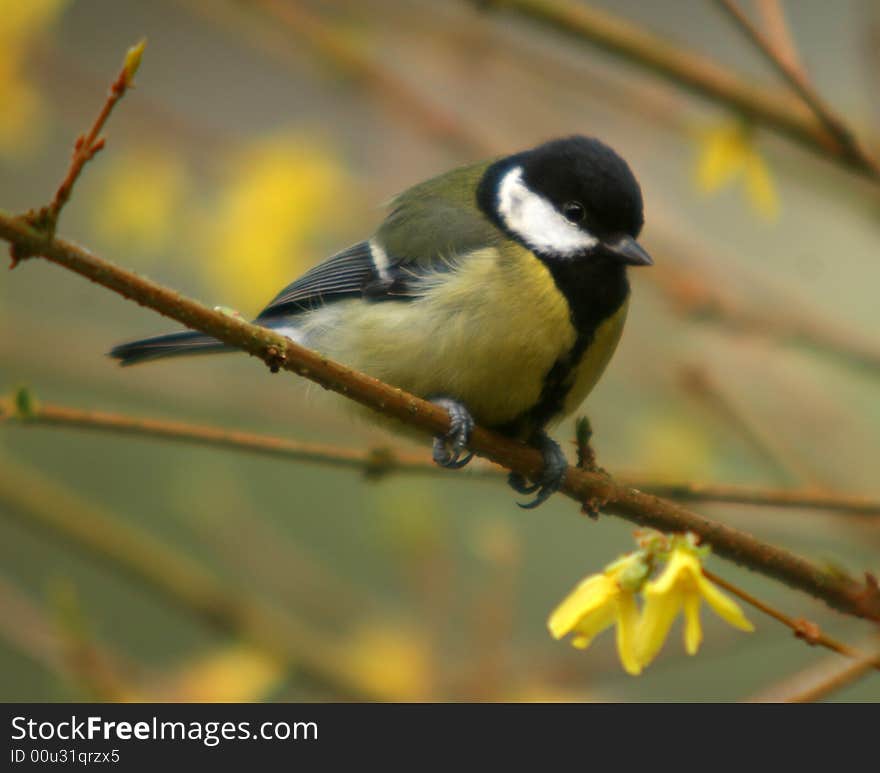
715, 0, 880, 176
703, 568, 877, 666
480, 0, 879, 180
5, 396, 880, 517
240, 0, 493, 156
754, 0, 805, 77
628, 480, 880, 518
0, 396, 435, 477
3, 213, 879, 624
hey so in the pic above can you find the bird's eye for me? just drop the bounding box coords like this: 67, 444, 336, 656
562, 201, 585, 223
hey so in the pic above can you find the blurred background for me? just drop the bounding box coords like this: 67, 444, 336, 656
1, 0, 878, 701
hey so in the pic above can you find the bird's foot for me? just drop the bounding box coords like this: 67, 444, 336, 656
430, 397, 475, 469
507, 432, 568, 509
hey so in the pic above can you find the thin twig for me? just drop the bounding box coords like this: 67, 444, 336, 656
481, 0, 879, 180
33, 41, 146, 239
748, 636, 880, 701
4, 214, 880, 623
626, 479, 880, 518
755, 0, 805, 77
4, 396, 880, 517
715, 0, 880, 176
702, 568, 876, 665
786, 649, 880, 702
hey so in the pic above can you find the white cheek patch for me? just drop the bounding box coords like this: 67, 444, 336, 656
496, 166, 598, 257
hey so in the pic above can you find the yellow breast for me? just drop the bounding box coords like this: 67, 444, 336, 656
303, 244, 577, 428
559, 297, 629, 422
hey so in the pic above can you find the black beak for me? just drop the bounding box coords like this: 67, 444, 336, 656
602, 235, 653, 266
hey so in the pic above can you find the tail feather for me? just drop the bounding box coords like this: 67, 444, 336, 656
108, 330, 230, 366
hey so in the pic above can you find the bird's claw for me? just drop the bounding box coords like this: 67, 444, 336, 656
430, 397, 475, 469
508, 432, 568, 509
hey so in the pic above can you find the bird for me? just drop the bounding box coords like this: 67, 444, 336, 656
110, 135, 652, 507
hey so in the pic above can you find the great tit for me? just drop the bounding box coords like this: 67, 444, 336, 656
110, 135, 652, 507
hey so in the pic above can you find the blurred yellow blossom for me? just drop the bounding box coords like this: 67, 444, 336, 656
548, 551, 650, 675
90, 148, 189, 257
158, 645, 285, 702
695, 122, 779, 220
637, 539, 754, 667
0, 0, 68, 156
0, 62, 42, 154
634, 415, 715, 479
343, 622, 431, 701
197, 132, 349, 312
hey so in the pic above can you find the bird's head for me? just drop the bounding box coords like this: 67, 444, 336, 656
477, 135, 652, 267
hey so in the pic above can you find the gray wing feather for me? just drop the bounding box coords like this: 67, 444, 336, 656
257, 162, 499, 319
256, 241, 378, 319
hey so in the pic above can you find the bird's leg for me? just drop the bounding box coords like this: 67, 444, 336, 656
429, 397, 475, 470
507, 431, 568, 509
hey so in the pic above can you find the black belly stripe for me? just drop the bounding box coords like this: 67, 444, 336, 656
498, 257, 630, 438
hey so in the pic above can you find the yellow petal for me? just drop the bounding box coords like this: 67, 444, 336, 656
91, 149, 188, 256
744, 153, 780, 220
547, 574, 615, 639
636, 587, 683, 666
570, 600, 617, 649
696, 126, 748, 194
682, 592, 703, 655
697, 574, 755, 632
615, 591, 642, 675
644, 549, 699, 595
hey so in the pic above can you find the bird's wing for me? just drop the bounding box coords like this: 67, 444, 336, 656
256, 160, 499, 320
256, 241, 379, 319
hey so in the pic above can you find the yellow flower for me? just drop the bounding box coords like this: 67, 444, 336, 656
343, 622, 432, 701
695, 122, 779, 220
548, 552, 649, 675
196, 132, 349, 313
90, 149, 189, 257
637, 545, 753, 667
0, 0, 68, 157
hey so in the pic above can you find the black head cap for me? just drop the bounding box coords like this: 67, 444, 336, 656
522, 136, 643, 238
477, 136, 649, 263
